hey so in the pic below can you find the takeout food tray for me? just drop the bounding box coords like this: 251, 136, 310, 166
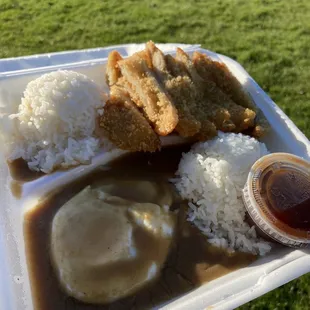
0, 43, 309, 310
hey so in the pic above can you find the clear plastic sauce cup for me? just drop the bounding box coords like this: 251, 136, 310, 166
243, 153, 310, 248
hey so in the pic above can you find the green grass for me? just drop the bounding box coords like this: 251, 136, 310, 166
1, 0, 309, 308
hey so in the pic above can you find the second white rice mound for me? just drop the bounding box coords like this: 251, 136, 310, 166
6, 70, 104, 173
173, 132, 271, 256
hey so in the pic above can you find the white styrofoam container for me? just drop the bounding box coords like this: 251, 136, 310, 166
0, 44, 309, 310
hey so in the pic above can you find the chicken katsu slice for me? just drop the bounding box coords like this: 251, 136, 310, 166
146, 41, 169, 79
167, 50, 233, 131
118, 54, 178, 136
165, 77, 207, 137
162, 53, 219, 138
146, 41, 201, 137
175, 48, 256, 132
175, 48, 207, 85
251, 110, 271, 138
167, 52, 229, 137
192, 51, 271, 136
165, 54, 188, 78
164, 51, 221, 138
106, 50, 152, 86
166, 49, 233, 133
192, 51, 256, 111
106, 50, 123, 87
106, 50, 150, 108
99, 85, 161, 152
105, 50, 144, 110
136, 49, 153, 68
118, 76, 144, 108
105, 51, 144, 109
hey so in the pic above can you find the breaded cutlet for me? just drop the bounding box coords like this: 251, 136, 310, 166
192, 51, 270, 136
99, 85, 161, 152
146, 41, 202, 138
156, 50, 218, 139
176, 48, 256, 132
117, 53, 179, 136
192, 51, 256, 111
251, 110, 271, 138
169, 49, 234, 133
106, 50, 123, 87
101, 42, 269, 152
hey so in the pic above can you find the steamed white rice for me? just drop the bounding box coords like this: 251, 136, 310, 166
4, 70, 104, 173
173, 132, 271, 256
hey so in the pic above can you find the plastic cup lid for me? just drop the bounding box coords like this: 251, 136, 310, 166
242, 153, 310, 248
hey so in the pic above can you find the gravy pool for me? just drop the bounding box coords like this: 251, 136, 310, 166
23, 146, 256, 310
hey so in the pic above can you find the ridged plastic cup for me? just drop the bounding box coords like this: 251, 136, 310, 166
242, 153, 310, 248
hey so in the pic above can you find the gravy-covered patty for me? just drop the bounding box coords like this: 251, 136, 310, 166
51, 184, 176, 304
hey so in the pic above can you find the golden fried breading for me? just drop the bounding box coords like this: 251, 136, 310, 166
148, 42, 218, 139
106, 51, 123, 87
165, 54, 188, 77
102, 42, 269, 151
118, 54, 178, 136
136, 50, 153, 68
105, 51, 145, 107
192, 51, 256, 111
99, 86, 161, 152
192, 51, 271, 136
118, 76, 144, 108
146, 41, 202, 137
151, 49, 216, 139
165, 77, 211, 137
168, 49, 233, 133
176, 48, 256, 132
251, 110, 271, 138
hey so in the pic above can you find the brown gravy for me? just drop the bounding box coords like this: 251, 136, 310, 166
8, 158, 44, 199
8, 158, 44, 182
24, 146, 255, 310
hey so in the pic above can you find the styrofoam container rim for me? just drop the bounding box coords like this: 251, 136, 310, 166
0, 43, 310, 310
